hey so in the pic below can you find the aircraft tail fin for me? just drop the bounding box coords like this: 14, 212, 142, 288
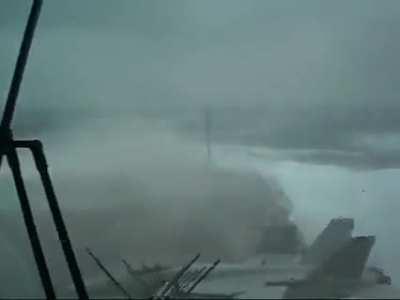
310, 235, 375, 280
266, 235, 376, 299
301, 217, 354, 265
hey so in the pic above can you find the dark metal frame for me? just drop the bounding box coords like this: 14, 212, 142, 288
2, 1, 88, 298
86, 248, 132, 299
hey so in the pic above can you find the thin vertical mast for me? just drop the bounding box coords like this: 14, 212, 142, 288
205, 107, 212, 165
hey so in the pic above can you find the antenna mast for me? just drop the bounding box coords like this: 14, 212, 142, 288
1, 1, 88, 298
205, 107, 212, 165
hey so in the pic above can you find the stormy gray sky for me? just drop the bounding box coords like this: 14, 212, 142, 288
2, 0, 400, 169
1, 0, 400, 296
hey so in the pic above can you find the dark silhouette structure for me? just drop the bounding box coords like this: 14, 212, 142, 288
301, 218, 354, 265
1, 1, 88, 298
86, 248, 132, 299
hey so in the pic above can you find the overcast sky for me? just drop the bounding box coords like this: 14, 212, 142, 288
2, 0, 400, 170
2, 0, 400, 293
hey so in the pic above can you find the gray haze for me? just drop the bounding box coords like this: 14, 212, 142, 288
2, 0, 400, 169
1, 0, 400, 297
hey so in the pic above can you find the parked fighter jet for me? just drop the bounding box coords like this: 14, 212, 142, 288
197, 218, 397, 299
69, 217, 396, 299
265, 236, 391, 298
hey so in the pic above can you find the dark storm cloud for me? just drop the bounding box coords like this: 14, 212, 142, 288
2, 1, 400, 295
2, 0, 400, 168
